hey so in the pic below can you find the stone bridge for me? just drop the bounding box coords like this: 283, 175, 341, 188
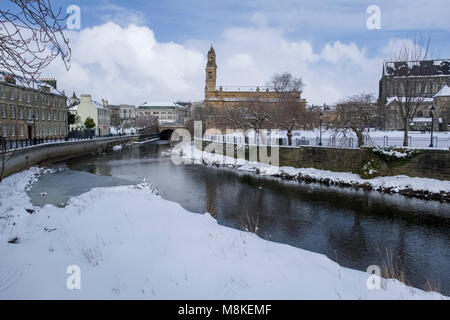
158, 124, 189, 140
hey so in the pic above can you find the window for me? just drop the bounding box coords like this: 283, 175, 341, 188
47, 110, 51, 121
26, 91, 31, 103
46, 95, 50, 106
63, 112, 66, 121
52, 96, 56, 106
34, 109, 39, 120
19, 124, 24, 137
36, 124, 39, 136
27, 108, 32, 120
9, 88, 14, 100
19, 107, 24, 119
432, 83, 439, 93
18, 89, 22, 101
1, 104, 6, 118
11, 124, 16, 137
2, 124, 7, 137
53, 110, 57, 121
34, 93, 38, 104
54, 125, 57, 135
42, 126, 46, 136
10, 106, 16, 119
0, 85, 5, 99
41, 109, 45, 121
48, 125, 52, 135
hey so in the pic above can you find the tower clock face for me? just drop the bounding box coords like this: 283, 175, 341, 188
209, 72, 212, 79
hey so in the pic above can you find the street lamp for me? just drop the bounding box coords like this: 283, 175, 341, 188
429, 106, 436, 148
319, 110, 323, 146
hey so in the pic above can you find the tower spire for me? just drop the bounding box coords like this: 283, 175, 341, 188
205, 46, 217, 93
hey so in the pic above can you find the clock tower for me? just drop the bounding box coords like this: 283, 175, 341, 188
205, 45, 217, 93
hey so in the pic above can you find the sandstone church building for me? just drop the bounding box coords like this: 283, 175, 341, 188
204, 46, 307, 111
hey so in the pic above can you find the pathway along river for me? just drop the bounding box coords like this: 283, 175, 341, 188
29, 141, 450, 294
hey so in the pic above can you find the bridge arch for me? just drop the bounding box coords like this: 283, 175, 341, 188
160, 129, 174, 140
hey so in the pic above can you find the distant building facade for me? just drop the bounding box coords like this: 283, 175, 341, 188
107, 103, 121, 127
379, 59, 450, 131
137, 102, 187, 125
204, 46, 307, 116
119, 104, 136, 121
0, 73, 68, 140
433, 85, 450, 130
69, 95, 111, 136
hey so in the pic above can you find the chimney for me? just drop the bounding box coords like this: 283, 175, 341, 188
80, 94, 92, 104
40, 78, 57, 89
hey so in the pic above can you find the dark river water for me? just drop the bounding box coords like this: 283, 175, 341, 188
29, 141, 450, 294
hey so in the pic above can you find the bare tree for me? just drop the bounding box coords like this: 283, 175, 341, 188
386, 37, 431, 146
132, 115, 158, 129
187, 104, 208, 134
267, 72, 305, 145
332, 93, 378, 147
0, 0, 71, 83
237, 99, 274, 143
268, 72, 305, 93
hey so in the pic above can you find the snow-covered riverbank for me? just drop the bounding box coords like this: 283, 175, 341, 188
0, 168, 446, 299
177, 142, 450, 202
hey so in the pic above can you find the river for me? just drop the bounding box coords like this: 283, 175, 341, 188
28, 141, 450, 294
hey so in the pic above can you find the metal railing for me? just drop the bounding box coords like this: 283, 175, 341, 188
203, 134, 449, 150
0, 132, 137, 152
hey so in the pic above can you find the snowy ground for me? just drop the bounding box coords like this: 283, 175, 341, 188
110, 127, 139, 135
177, 142, 450, 199
0, 168, 447, 300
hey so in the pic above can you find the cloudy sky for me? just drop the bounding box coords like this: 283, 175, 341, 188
5, 0, 450, 105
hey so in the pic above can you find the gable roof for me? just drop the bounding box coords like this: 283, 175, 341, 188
434, 85, 450, 97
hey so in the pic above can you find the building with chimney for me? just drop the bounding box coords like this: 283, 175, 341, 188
0, 73, 68, 140
69, 95, 111, 136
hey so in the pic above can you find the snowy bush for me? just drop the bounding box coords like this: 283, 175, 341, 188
359, 159, 379, 179
372, 147, 422, 165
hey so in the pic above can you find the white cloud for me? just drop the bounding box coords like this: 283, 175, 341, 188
98, 4, 149, 27
226, 54, 256, 69
44, 22, 205, 105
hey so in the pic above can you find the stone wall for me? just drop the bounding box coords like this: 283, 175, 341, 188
202, 141, 450, 181
1, 136, 138, 179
